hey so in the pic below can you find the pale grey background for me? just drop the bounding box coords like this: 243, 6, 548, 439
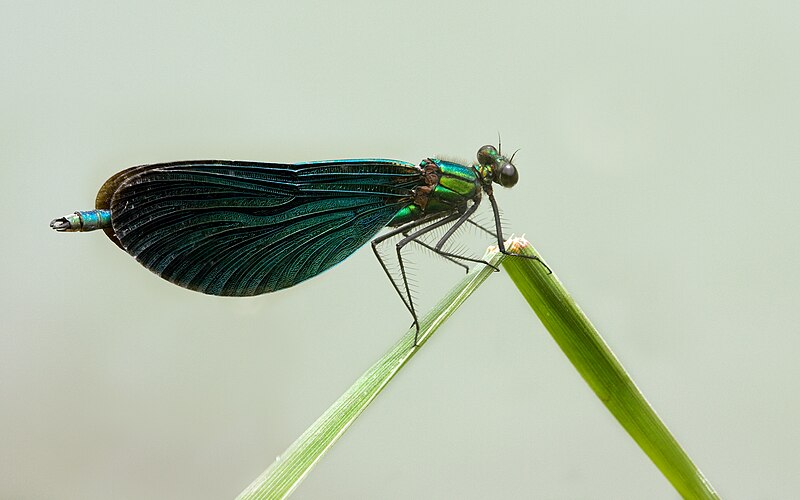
2, 1, 798, 499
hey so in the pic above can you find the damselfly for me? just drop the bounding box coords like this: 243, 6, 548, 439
51, 144, 547, 342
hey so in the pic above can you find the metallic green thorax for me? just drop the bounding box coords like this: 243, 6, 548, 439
389, 159, 481, 226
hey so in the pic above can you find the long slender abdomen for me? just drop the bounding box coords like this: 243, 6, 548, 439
50, 210, 112, 232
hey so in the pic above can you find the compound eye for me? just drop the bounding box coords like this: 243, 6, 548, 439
496, 161, 518, 187
477, 144, 498, 166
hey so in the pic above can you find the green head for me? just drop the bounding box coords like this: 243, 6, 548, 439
476, 144, 519, 188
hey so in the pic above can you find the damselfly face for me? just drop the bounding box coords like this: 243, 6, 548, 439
476, 145, 519, 188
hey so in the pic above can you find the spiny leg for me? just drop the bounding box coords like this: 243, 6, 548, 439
486, 191, 552, 274
393, 212, 478, 344
403, 218, 497, 272
405, 238, 469, 273
371, 212, 459, 336
390, 202, 506, 345
466, 218, 497, 238
434, 196, 481, 253
447, 209, 547, 273
399, 200, 500, 274
426, 198, 501, 272
405, 218, 508, 272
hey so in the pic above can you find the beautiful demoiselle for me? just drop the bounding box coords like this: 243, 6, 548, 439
51, 144, 546, 342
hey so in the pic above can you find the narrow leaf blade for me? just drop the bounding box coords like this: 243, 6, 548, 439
502, 237, 718, 498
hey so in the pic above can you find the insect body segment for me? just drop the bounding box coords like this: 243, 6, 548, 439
50, 209, 112, 232
389, 159, 480, 226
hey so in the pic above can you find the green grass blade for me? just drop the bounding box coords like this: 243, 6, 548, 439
501, 237, 718, 498
236, 248, 506, 500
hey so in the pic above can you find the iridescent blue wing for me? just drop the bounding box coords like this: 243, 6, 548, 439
97, 159, 421, 296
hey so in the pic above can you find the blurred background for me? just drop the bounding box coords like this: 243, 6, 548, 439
2, 1, 798, 498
